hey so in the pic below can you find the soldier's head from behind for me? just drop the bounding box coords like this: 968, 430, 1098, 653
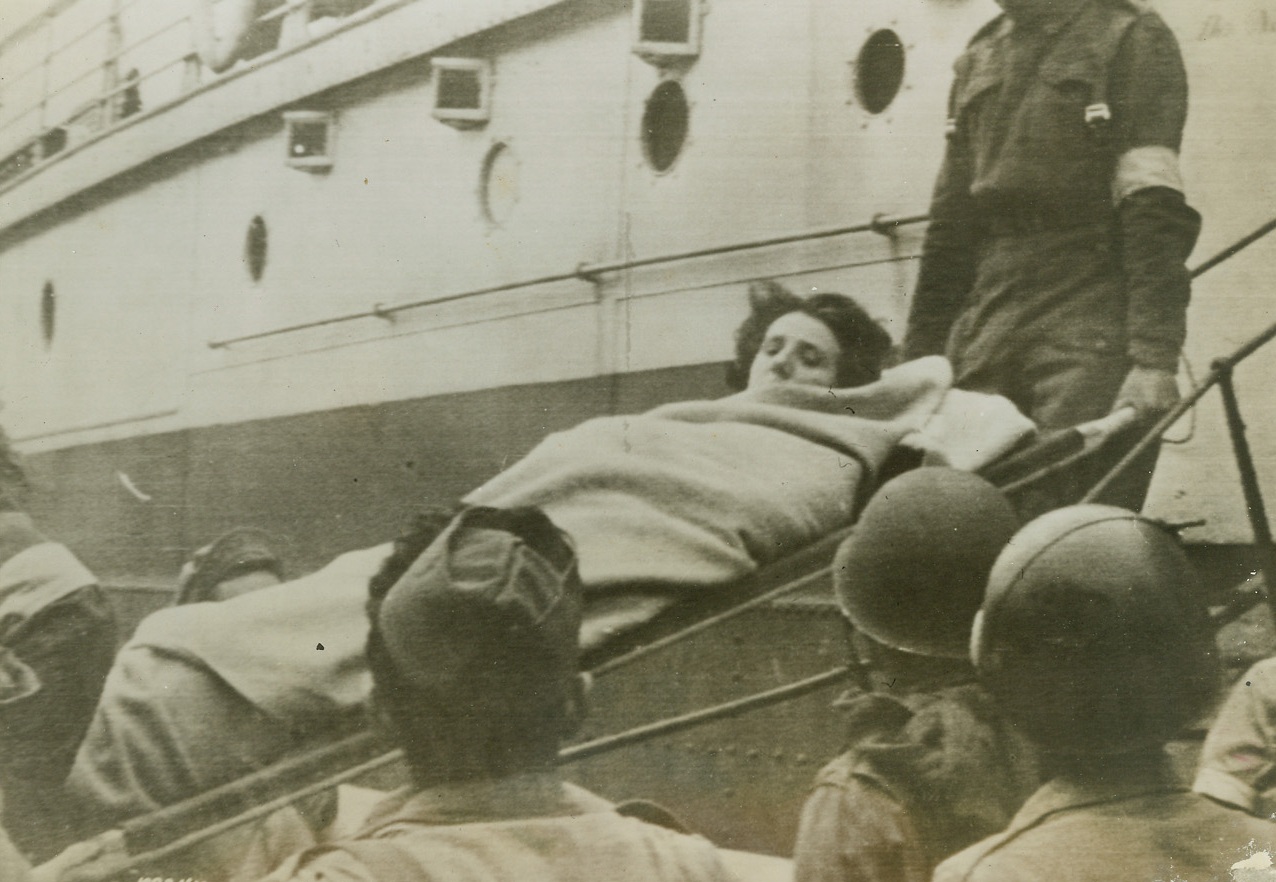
834, 468, 1020, 689
972, 505, 1217, 777
365, 505, 585, 788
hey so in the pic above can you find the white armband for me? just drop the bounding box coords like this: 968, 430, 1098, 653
1113, 145, 1184, 205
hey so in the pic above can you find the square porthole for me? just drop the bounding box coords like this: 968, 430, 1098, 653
283, 110, 335, 170
431, 58, 491, 128
633, 0, 702, 64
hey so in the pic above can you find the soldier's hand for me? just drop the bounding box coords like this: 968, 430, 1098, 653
1113, 365, 1179, 419
31, 830, 127, 882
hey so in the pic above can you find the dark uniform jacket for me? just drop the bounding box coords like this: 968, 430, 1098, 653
904, 0, 1200, 387
0, 512, 116, 860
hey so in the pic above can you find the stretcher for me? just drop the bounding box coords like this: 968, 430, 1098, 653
37, 399, 1151, 882
40, 219, 1276, 882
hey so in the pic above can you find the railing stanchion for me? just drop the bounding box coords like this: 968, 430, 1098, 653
1217, 365, 1276, 617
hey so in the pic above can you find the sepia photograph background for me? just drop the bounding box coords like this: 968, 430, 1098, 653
1, 0, 1275, 875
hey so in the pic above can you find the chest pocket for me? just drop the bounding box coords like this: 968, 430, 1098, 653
1036, 53, 1110, 153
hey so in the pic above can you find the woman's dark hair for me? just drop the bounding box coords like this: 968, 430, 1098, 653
726, 280, 894, 391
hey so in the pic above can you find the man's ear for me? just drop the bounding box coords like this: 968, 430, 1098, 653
367, 680, 405, 747
561, 672, 591, 740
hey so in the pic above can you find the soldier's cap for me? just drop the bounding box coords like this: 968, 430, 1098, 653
378, 506, 582, 693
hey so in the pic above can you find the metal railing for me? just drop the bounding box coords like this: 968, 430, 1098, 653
0, 0, 377, 186
581, 213, 1276, 679
1077, 216, 1276, 622
205, 213, 928, 349
48, 666, 849, 882
0, 0, 181, 154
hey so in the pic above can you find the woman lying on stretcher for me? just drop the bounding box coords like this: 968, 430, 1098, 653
462, 280, 1032, 631
61, 281, 1035, 875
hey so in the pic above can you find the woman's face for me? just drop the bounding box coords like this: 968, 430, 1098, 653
748, 311, 842, 389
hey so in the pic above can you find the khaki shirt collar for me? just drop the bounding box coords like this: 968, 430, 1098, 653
358, 772, 614, 833
1005, 765, 1185, 837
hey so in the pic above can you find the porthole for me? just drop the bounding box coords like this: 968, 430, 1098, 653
480, 142, 520, 225
642, 80, 689, 173
40, 281, 55, 347
854, 29, 905, 115
245, 215, 268, 282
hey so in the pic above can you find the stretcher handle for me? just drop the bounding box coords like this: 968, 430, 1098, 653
982, 406, 1139, 492
1075, 405, 1139, 448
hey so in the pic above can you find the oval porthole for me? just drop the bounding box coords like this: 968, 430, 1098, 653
40, 281, 55, 347
480, 142, 520, 225
642, 80, 689, 173
854, 29, 906, 115
245, 215, 268, 282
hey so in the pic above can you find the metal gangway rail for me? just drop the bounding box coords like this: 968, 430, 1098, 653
204, 212, 929, 349
38, 213, 1276, 882
0, 0, 386, 187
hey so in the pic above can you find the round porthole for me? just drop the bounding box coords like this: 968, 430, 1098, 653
642, 80, 689, 173
854, 29, 906, 115
480, 142, 520, 225
40, 281, 55, 347
245, 215, 268, 282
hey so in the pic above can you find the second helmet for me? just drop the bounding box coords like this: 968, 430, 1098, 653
972, 504, 1217, 756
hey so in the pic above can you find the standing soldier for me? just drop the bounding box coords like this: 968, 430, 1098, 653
903, 0, 1202, 508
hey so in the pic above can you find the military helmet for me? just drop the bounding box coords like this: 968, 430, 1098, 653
972, 505, 1216, 756
834, 467, 1019, 658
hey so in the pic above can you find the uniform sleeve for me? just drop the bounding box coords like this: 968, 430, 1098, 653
66, 646, 299, 836
792, 778, 930, 882
1109, 14, 1189, 195
1194, 659, 1276, 815
1109, 14, 1201, 370
0, 586, 116, 788
904, 85, 981, 361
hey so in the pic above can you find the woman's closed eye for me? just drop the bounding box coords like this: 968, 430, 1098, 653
798, 346, 829, 368
747, 311, 843, 389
